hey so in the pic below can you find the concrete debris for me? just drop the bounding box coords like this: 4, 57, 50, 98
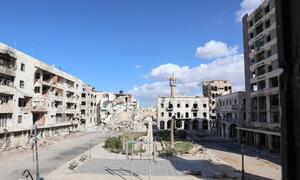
97, 93, 156, 133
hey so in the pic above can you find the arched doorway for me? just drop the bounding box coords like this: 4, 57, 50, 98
167, 120, 171, 129
176, 120, 182, 129
160, 121, 165, 130
184, 120, 189, 130
192, 120, 199, 130
229, 124, 237, 138
202, 120, 208, 130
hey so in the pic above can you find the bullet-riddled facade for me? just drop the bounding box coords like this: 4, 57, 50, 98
202, 80, 232, 133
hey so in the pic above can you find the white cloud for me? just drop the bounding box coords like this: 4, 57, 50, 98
129, 54, 245, 106
134, 64, 142, 69
195, 40, 238, 59
236, 0, 263, 22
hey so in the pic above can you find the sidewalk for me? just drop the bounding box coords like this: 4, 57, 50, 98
46, 141, 240, 180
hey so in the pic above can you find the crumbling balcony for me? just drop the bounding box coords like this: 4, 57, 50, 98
0, 52, 17, 77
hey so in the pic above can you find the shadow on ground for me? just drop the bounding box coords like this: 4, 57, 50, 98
188, 134, 281, 165
161, 155, 275, 180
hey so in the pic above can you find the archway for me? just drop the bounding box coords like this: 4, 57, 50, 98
192, 120, 199, 130
167, 120, 171, 129
202, 120, 208, 130
229, 124, 237, 138
222, 123, 226, 138
176, 120, 182, 129
184, 120, 189, 130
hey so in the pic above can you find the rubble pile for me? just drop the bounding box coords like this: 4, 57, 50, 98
98, 95, 156, 133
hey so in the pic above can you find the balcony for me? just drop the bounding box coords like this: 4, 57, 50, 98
0, 102, 14, 113
65, 108, 78, 114
0, 64, 16, 77
191, 107, 199, 111
0, 84, 15, 95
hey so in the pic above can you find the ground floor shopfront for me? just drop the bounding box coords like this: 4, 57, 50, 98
236, 127, 281, 152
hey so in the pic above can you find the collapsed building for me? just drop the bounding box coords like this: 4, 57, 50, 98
0, 43, 97, 151
96, 91, 152, 133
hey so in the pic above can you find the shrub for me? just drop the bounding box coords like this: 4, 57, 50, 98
104, 137, 122, 152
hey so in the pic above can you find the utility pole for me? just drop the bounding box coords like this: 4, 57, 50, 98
241, 140, 245, 180
32, 124, 40, 180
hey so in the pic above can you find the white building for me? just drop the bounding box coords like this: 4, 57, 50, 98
216, 92, 246, 139
0, 42, 97, 149
157, 75, 210, 132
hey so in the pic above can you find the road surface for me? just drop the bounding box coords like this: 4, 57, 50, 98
0, 132, 106, 180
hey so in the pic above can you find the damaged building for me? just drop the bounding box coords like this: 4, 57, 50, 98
157, 75, 210, 133
215, 92, 246, 139
0, 42, 97, 150
202, 80, 232, 133
238, 0, 281, 152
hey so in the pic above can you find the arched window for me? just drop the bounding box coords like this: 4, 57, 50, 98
160, 121, 165, 130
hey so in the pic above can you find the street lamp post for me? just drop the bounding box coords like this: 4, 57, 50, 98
31, 123, 40, 180
241, 139, 245, 180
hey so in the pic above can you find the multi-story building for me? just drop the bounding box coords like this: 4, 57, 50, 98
157, 75, 210, 132
238, 0, 281, 152
202, 80, 232, 132
215, 92, 246, 139
80, 84, 97, 128
0, 42, 97, 149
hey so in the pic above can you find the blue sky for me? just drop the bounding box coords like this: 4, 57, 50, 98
0, 0, 262, 106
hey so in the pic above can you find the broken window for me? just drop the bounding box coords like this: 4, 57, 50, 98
20, 63, 25, 72
257, 65, 265, 76
185, 112, 189, 118
161, 112, 164, 117
270, 94, 279, 107
259, 96, 267, 109
255, 23, 263, 36
258, 80, 266, 90
177, 103, 180, 108
270, 77, 279, 88
18, 115, 22, 124
19, 80, 25, 88
203, 103, 207, 108
193, 112, 197, 117
256, 51, 265, 63
265, 19, 271, 28
34, 86, 40, 93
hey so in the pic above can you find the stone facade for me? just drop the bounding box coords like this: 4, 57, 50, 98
157, 96, 209, 132
239, 0, 281, 152
0, 42, 97, 150
157, 75, 210, 133
215, 92, 246, 139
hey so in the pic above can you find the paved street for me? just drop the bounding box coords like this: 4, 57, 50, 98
191, 135, 282, 180
0, 132, 106, 180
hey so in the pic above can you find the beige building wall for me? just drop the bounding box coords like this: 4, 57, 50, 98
0, 42, 97, 149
